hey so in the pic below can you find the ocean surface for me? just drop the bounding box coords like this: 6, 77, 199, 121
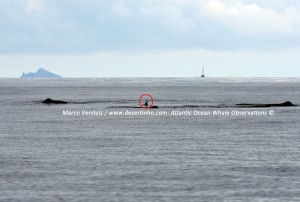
1, 77, 300, 202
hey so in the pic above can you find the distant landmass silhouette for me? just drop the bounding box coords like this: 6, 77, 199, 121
21, 68, 62, 78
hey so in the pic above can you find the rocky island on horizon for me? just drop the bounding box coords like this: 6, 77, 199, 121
21, 68, 62, 78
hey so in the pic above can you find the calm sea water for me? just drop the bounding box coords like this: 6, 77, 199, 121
1, 78, 300, 202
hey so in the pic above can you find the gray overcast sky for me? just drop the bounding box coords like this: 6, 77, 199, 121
1, 0, 300, 77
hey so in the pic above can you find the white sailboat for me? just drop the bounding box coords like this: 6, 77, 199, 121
201, 66, 205, 78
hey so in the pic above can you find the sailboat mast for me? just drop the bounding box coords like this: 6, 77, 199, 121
201, 66, 205, 77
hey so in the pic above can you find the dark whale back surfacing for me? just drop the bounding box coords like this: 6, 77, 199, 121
272, 101, 295, 107
150, 106, 159, 108
42, 98, 68, 104
39, 98, 296, 108
235, 101, 296, 108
